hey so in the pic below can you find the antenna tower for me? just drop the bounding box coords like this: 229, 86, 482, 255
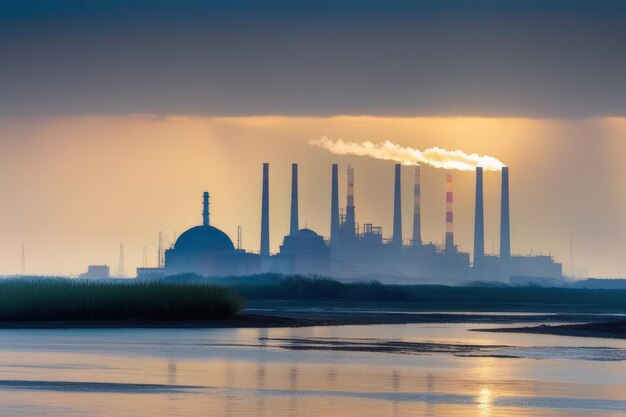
20, 244, 26, 276
117, 244, 125, 277
158, 231, 164, 268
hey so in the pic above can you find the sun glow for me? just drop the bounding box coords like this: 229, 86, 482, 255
478, 386, 493, 417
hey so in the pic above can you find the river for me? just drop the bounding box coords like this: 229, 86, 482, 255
0, 317, 625, 416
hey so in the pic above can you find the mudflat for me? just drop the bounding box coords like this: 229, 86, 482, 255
478, 320, 626, 340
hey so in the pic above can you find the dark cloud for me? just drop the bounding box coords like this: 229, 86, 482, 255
1, 0, 625, 117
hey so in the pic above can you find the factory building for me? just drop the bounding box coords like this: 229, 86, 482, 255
138, 160, 562, 283
327, 163, 468, 281
80, 265, 110, 279
324, 163, 560, 283
509, 255, 563, 279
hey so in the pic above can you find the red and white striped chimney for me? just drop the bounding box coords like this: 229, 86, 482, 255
345, 165, 356, 238
445, 173, 454, 253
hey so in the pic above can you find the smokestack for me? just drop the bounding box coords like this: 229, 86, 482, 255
260, 163, 270, 257
290, 163, 299, 235
345, 165, 356, 238
330, 164, 340, 245
412, 166, 422, 246
473, 167, 485, 272
500, 167, 511, 278
445, 173, 454, 253
202, 191, 210, 226
392, 164, 402, 248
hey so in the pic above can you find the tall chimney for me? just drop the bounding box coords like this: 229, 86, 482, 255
330, 164, 340, 245
445, 173, 454, 253
473, 167, 485, 272
412, 166, 422, 246
202, 191, 210, 226
392, 164, 403, 248
345, 165, 356, 238
500, 167, 511, 279
260, 163, 270, 257
289, 163, 299, 235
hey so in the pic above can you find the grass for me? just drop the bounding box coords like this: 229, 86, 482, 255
165, 273, 626, 312
233, 275, 414, 302
4, 275, 626, 321
0, 279, 243, 322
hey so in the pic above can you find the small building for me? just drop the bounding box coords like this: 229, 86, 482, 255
80, 265, 110, 279
510, 255, 562, 280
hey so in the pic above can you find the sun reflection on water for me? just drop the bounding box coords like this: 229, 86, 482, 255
478, 386, 492, 417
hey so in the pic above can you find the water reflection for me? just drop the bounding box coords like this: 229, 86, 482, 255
289, 367, 298, 417
0, 323, 623, 417
256, 362, 266, 415
327, 368, 337, 387
478, 386, 492, 417
167, 360, 177, 385
426, 374, 436, 417
258, 328, 269, 347
475, 356, 498, 417
391, 370, 400, 417
224, 362, 236, 417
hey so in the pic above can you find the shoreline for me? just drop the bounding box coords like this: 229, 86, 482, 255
0, 311, 618, 330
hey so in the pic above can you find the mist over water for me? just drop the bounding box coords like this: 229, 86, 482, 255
3, 116, 626, 277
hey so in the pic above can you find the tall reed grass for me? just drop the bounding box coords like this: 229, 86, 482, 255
0, 279, 242, 321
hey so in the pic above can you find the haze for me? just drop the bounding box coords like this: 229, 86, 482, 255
0, 1, 625, 277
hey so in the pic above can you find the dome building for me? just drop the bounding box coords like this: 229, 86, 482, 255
279, 228, 330, 275
173, 225, 235, 254
164, 192, 260, 277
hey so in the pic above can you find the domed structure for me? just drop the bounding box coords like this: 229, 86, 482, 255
296, 228, 318, 238
162, 192, 260, 277
174, 225, 235, 253
279, 228, 330, 275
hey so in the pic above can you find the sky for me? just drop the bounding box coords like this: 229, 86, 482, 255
0, 1, 625, 277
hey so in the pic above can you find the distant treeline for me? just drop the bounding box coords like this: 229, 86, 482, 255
4, 275, 626, 318
0, 279, 242, 322
158, 273, 626, 312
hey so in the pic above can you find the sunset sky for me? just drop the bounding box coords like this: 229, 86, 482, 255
1, 1, 626, 277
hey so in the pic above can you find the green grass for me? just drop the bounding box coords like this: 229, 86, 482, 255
5, 275, 626, 321
0, 279, 243, 321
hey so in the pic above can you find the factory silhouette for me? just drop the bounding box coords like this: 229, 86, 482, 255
137, 163, 562, 284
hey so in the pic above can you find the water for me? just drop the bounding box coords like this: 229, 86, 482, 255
0, 320, 625, 416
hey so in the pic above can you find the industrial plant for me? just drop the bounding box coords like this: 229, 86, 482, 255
137, 163, 562, 284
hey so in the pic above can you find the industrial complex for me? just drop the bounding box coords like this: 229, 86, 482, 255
137, 163, 562, 284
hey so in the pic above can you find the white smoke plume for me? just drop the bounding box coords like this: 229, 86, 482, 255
309, 137, 505, 171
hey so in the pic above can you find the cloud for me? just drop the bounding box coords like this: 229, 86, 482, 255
1, 0, 625, 118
